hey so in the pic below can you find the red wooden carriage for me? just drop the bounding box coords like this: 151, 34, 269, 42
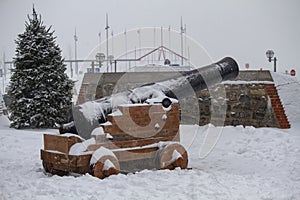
41, 102, 188, 179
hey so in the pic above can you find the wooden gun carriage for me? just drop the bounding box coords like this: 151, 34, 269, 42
41, 101, 188, 179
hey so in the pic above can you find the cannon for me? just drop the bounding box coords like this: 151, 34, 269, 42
41, 57, 239, 179
72, 57, 239, 139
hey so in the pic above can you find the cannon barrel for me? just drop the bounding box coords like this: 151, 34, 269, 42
72, 57, 239, 139
153, 57, 239, 99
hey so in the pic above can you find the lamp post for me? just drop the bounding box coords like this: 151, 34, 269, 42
105, 13, 110, 71
108, 55, 114, 72
180, 17, 185, 66
266, 50, 277, 72
98, 32, 101, 54
74, 28, 78, 75
96, 53, 105, 70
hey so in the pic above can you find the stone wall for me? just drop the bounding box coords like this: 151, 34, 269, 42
196, 83, 279, 127
77, 70, 290, 128
95, 72, 182, 99
77, 73, 101, 105
77, 72, 182, 105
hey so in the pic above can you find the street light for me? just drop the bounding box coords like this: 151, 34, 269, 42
105, 13, 110, 71
74, 28, 78, 75
266, 50, 277, 72
96, 53, 105, 68
107, 55, 114, 72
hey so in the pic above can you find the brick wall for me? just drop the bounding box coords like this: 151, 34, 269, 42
264, 84, 290, 128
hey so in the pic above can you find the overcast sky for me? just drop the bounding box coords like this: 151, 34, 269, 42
1, 0, 300, 77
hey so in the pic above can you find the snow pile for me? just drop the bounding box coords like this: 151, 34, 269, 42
100, 121, 113, 126
161, 149, 183, 168
69, 138, 95, 155
79, 91, 130, 124
170, 150, 182, 164
106, 133, 113, 140
91, 127, 105, 136
90, 147, 118, 166
79, 101, 102, 123
103, 159, 116, 171
129, 85, 166, 103
60, 133, 83, 139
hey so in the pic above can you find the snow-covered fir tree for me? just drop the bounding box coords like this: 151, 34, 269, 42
8, 7, 73, 129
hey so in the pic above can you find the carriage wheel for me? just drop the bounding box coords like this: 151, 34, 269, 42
90, 155, 120, 179
156, 143, 188, 170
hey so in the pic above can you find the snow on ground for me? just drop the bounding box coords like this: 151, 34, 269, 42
0, 73, 300, 200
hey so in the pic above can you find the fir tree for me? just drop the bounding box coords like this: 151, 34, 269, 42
8, 7, 73, 129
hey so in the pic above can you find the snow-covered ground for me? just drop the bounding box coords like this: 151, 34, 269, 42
0, 73, 299, 200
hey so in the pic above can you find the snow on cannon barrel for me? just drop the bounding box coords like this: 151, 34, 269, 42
71, 57, 239, 139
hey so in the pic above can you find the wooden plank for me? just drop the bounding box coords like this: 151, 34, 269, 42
87, 143, 119, 151
104, 129, 179, 139
102, 124, 122, 134
106, 128, 179, 142
49, 163, 70, 172
114, 135, 180, 147
44, 134, 69, 154
87, 135, 179, 151
43, 134, 83, 154
112, 110, 179, 122
69, 165, 90, 174
41, 150, 92, 175
103, 120, 179, 137
41, 150, 69, 168
69, 154, 92, 167
118, 104, 151, 114
113, 147, 158, 162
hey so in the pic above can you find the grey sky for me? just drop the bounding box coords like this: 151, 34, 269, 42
1, 0, 300, 77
